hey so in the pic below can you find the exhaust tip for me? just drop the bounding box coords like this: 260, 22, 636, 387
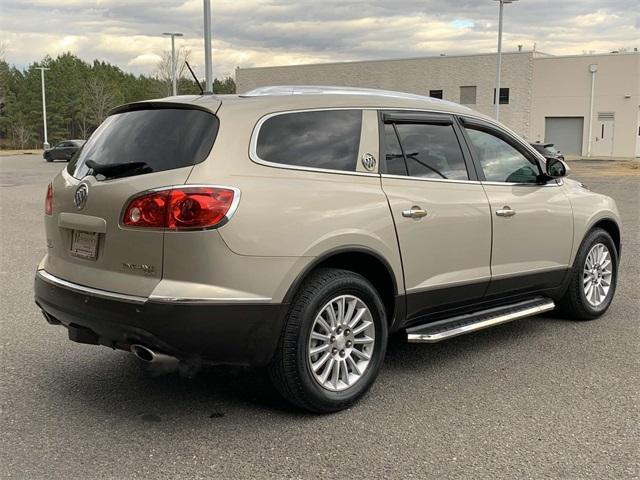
131, 344, 154, 362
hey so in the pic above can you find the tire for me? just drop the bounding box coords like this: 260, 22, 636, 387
557, 228, 618, 320
269, 268, 388, 413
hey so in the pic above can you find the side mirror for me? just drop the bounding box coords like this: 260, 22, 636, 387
546, 158, 569, 178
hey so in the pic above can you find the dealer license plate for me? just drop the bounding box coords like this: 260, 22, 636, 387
70, 230, 99, 260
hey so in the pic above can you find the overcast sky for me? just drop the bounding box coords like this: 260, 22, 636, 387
1, 0, 638, 79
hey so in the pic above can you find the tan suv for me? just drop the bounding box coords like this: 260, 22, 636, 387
35, 86, 621, 412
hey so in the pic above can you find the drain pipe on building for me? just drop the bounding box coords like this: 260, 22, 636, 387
587, 64, 598, 157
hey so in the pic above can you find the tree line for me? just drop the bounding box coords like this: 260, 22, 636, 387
0, 51, 235, 149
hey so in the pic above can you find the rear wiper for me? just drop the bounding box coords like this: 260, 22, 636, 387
85, 159, 151, 179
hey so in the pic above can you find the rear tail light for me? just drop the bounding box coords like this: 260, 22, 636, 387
123, 186, 238, 230
45, 183, 53, 215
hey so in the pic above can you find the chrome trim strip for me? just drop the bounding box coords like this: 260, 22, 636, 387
118, 184, 241, 231
481, 179, 563, 188
36, 270, 147, 304
381, 174, 482, 185
407, 300, 555, 343
37, 270, 273, 305
147, 295, 272, 304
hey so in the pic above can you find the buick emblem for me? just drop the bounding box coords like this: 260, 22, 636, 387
361, 153, 376, 171
74, 184, 88, 210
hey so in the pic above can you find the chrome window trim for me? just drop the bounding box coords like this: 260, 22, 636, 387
118, 184, 241, 231
249, 108, 380, 177
381, 174, 482, 185
481, 179, 563, 188
37, 269, 148, 304
248, 105, 554, 181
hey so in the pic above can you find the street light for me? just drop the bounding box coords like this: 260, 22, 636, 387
35, 66, 50, 149
203, 0, 213, 93
493, 0, 518, 121
162, 32, 184, 96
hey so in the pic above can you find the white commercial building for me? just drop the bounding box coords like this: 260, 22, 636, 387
236, 51, 640, 159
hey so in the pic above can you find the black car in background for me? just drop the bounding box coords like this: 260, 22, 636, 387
530, 142, 565, 162
43, 140, 85, 162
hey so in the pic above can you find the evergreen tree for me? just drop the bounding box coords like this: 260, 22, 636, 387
0, 52, 236, 149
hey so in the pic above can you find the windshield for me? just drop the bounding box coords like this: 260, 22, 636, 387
68, 107, 219, 180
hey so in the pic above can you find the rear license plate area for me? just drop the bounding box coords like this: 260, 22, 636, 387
70, 230, 99, 260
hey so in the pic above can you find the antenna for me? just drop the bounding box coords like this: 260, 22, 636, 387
185, 61, 204, 95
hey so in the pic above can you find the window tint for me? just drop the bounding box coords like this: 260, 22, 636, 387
68, 108, 219, 180
391, 123, 469, 180
460, 86, 477, 105
256, 110, 362, 172
465, 128, 539, 183
383, 124, 407, 175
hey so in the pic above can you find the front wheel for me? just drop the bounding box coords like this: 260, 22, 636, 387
269, 268, 388, 413
557, 228, 618, 320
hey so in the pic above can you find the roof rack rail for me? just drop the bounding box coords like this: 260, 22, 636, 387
241, 85, 464, 107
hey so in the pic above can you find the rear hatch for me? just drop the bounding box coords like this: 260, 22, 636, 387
42, 101, 220, 297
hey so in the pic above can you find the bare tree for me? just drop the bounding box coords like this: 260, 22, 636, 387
156, 47, 192, 95
84, 77, 117, 125
11, 122, 32, 149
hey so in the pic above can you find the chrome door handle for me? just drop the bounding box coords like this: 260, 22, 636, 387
496, 206, 516, 217
402, 206, 428, 219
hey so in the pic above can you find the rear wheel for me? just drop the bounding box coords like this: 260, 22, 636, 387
557, 228, 618, 320
269, 268, 387, 413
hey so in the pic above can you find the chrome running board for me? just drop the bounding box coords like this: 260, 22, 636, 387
406, 297, 555, 343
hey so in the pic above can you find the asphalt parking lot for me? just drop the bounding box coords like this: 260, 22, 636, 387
1, 154, 638, 479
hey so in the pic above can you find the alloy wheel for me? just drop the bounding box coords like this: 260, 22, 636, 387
583, 243, 613, 307
307, 295, 376, 392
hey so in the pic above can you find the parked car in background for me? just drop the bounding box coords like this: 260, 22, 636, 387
530, 142, 565, 162
43, 140, 85, 162
35, 86, 621, 413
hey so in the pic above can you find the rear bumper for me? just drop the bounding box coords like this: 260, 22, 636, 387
34, 270, 287, 367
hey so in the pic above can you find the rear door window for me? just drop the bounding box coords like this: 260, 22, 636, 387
255, 110, 362, 172
383, 120, 469, 181
68, 107, 219, 180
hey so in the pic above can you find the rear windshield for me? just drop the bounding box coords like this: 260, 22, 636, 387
68, 107, 219, 180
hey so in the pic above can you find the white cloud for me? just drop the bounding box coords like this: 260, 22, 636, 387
0, 0, 638, 78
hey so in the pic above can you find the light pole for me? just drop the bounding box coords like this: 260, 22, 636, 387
36, 66, 50, 149
163, 32, 184, 96
203, 0, 213, 93
493, 0, 518, 121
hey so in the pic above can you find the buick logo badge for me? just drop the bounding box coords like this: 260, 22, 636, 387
361, 153, 376, 171
74, 184, 88, 210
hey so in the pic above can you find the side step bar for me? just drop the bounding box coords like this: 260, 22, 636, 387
406, 296, 555, 343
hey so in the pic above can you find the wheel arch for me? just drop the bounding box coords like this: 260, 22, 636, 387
590, 218, 621, 257
283, 246, 402, 329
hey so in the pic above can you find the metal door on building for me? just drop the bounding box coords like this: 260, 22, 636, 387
592, 112, 615, 157
544, 117, 584, 156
